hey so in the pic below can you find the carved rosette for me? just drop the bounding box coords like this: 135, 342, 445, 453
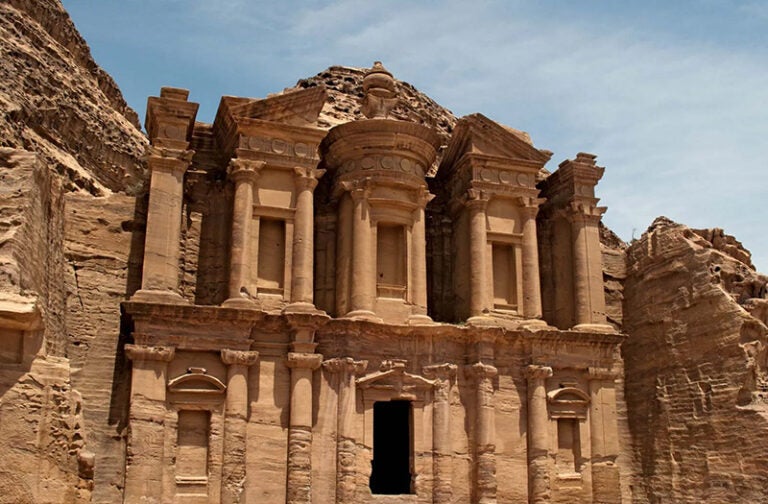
125, 344, 175, 362
220, 349, 260, 367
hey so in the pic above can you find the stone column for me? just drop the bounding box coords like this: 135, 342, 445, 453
133, 148, 193, 304
526, 365, 553, 504
520, 200, 544, 320
323, 358, 368, 503
335, 193, 353, 316
588, 367, 621, 503
467, 189, 490, 319
424, 363, 457, 503
224, 159, 263, 308
124, 344, 175, 504
345, 181, 378, 320
220, 350, 260, 504
567, 205, 609, 330
286, 350, 323, 504
287, 167, 325, 312
466, 362, 498, 503
409, 187, 434, 324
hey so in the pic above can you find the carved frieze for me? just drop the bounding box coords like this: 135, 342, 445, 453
337, 154, 426, 178
239, 135, 319, 161
220, 349, 260, 366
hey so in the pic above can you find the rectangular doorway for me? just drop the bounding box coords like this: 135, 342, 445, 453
370, 400, 413, 494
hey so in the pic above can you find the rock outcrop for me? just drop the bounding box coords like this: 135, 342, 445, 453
0, 1, 146, 502
622, 217, 768, 502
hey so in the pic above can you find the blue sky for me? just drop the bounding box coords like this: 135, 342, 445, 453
62, 0, 768, 271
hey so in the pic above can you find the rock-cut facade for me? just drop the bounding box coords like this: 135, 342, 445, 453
120, 62, 626, 503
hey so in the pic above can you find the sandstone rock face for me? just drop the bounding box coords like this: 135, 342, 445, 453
0, 0, 147, 194
622, 217, 768, 503
0, 1, 146, 502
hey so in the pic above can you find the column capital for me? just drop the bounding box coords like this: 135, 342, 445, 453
565, 199, 606, 223
465, 362, 498, 381
423, 363, 458, 380
588, 366, 620, 381
341, 178, 373, 201
145, 148, 194, 176
228, 158, 265, 183
221, 349, 260, 366
323, 357, 368, 375
125, 344, 175, 362
517, 196, 547, 217
293, 166, 326, 191
465, 188, 490, 211
416, 186, 436, 206
287, 352, 323, 370
525, 364, 553, 380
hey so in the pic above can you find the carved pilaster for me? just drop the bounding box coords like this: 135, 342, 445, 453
424, 363, 457, 503
220, 349, 259, 504
587, 366, 621, 502
465, 362, 498, 503
286, 351, 322, 504
526, 365, 553, 504
466, 189, 490, 319
324, 358, 368, 503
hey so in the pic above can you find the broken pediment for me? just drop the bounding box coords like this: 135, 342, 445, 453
439, 113, 552, 175
547, 386, 590, 419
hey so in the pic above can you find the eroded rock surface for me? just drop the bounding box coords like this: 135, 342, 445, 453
623, 217, 768, 503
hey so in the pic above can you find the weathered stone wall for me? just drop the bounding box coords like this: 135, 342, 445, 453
622, 218, 768, 503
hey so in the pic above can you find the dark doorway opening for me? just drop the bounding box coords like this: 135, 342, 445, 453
370, 400, 413, 494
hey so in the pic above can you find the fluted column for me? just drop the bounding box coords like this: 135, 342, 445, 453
588, 367, 621, 503
220, 350, 259, 504
520, 199, 544, 320
467, 189, 490, 319
409, 187, 434, 324
323, 358, 368, 503
287, 167, 325, 311
345, 181, 378, 320
466, 362, 498, 503
224, 159, 263, 308
567, 204, 609, 330
133, 148, 193, 304
286, 350, 323, 504
424, 363, 457, 503
124, 344, 175, 504
526, 364, 553, 504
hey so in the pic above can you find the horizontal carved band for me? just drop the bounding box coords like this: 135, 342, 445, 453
588, 366, 620, 381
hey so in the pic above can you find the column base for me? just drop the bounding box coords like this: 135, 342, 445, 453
466, 315, 498, 327
130, 289, 188, 305
343, 309, 383, 323
407, 313, 434, 325
573, 322, 616, 333
222, 296, 262, 310
282, 302, 324, 315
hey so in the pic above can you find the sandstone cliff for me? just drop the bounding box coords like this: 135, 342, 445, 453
622, 217, 768, 503
0, 1, 146, 502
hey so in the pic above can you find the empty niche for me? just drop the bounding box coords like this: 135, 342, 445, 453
377, 224, 406, 299
176, 410, 211, 483
257, 219, 286, 295
556, 417, 581, 474
0, 329, 24, 364
370, 400, 413, 494
492, 243, 518, 310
